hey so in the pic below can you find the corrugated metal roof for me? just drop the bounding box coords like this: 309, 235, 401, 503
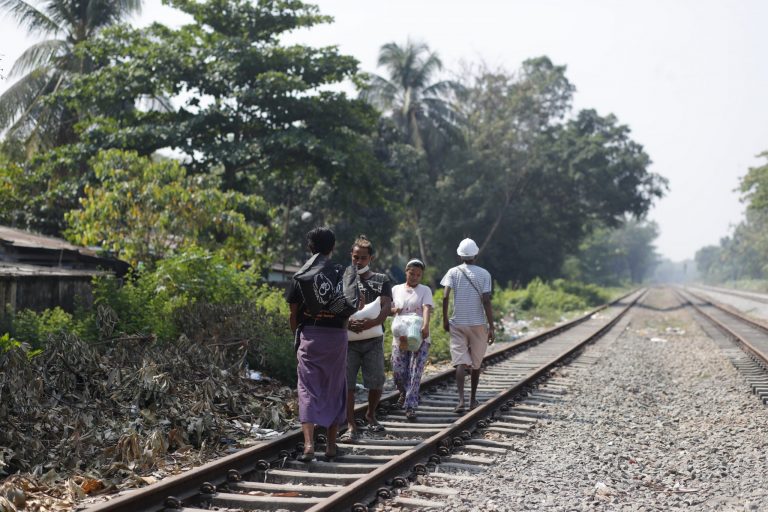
0, 261, 110, 277
0, 226, 97, 256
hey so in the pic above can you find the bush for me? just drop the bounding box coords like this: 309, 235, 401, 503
492, 278, 612, 324
92, 246, 263, 342
10, 307, 79, 348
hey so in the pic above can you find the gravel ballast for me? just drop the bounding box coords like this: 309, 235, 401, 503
441, 287, 768, 511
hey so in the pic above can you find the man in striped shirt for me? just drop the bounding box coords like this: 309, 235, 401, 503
440, 238, 495, 413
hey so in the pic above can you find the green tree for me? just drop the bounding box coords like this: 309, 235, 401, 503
428, 58, 667, 284
361, 40, 464, 167
361, 40, 464, 264
0, 0, 141, 152
65, 149, 273, 268
564, 219, 660, 285
456, 58, 575, 255
10, 0, 396, 254
696, 151, 768, 283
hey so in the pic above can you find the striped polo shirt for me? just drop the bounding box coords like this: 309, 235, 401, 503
440, 263, 492, 326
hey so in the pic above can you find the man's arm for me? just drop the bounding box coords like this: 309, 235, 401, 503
442, 287, 451, 332
482, 292, 495, 344
372, 295, 392, 327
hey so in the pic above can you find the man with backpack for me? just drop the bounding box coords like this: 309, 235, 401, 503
440, 238, 495, 414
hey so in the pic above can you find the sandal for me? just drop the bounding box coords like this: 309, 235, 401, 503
405, 408, 417, 421
297, 445, 315, 463
339, 429, 360, 443
469, 399, 480, 410
324, 447, 345, 461
453, 404, 466, 414
395, 395, 406, 409
367, 422, 386, 433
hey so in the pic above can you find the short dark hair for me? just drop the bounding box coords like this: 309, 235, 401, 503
307, 227, 335, 255
352, 234, 374, 256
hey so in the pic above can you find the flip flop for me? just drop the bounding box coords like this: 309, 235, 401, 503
405, 408, 417, 421
469, 400, 480, 410
297, 449, 315, 463
324, 447, 345, 461
340, 430, 360, 443
367, 423, 386, 433
453, 404, 466, 414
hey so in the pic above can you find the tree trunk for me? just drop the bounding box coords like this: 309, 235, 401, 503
413, 209, 428, 266
479, 189, 511, 254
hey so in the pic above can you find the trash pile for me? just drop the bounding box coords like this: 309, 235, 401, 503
0, 332, 296, 510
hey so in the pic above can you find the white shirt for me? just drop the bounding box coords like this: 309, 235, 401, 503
392, 283, 434, 315
440, 263, 492, 326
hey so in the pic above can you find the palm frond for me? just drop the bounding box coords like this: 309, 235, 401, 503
0, 67, 53, 129
9, 39, 69, 77
421, 79, 465, 100
85, 0, 142, 33
0, 0, 60, 37
410, 50, 442, 89
20, 97, 67, 151
421, 96, 465, 128
359, 74, 398, 111
378, 40, 431, 89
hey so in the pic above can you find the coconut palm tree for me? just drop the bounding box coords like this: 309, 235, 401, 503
361, 39, 464, 174
361, 40, 464, 264
0, 0, 142, 152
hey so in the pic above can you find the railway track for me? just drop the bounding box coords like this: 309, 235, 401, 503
678, 287, 768, 405
688, 284, 768, 306
87, 289, 645, 512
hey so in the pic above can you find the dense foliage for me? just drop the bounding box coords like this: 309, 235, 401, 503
696, 153, 768, 283
0, 0, 666, 342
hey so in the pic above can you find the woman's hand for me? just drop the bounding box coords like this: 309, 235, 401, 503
421, 324, 430, 340
392, 307, 402, 316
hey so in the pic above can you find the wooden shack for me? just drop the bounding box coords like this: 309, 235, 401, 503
0, 226, 128, 316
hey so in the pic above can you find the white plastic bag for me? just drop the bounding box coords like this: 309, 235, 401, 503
347, 296, 384, 341
392, 314, 422, 351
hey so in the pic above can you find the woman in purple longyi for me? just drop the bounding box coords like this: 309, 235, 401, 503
287, 227, 354, 462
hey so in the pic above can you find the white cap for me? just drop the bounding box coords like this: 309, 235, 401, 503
456, 238, 479, 257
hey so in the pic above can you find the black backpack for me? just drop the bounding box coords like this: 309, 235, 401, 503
293, 254, 359, 318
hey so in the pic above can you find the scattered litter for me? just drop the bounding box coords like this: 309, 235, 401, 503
248, 370, 263, 381
650, 337, 668, 343
594, 481, 615, 496
665, 327, 686, 335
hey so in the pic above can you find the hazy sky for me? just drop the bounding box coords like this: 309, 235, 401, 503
2, 0, 767, 262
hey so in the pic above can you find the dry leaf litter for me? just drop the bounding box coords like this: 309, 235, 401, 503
0, 306, 297, 511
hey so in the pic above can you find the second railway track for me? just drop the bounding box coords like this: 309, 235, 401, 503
678, 287, 768, 406
87, 290, 646, 512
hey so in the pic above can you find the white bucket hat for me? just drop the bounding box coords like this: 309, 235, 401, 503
456, 238, 479, 258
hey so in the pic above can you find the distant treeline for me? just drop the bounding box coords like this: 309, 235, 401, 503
696, 153, 768, 284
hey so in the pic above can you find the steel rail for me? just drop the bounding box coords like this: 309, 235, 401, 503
305, 288, 645, 511
689, 284, 768, 305
679, 288, 768, 368
86, 288, 640, 512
